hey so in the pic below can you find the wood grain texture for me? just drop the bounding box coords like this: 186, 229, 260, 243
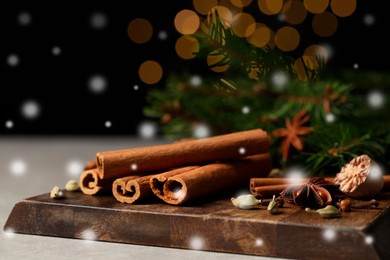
4, 191, 390, 260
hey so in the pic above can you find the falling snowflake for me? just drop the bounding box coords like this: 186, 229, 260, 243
130, 163, 138, 171
105, 121, 112, 128
88, 74, 107, 94
138, 121, 157, 139
365, 235, 374, 245
66, 160, 84, 177
7, 54, 20, 67
270, 70, 289, 91
158, 30, 168, 40
238, 147, 246, 155
5, 120, 14, 129
52, 46, 61, 56
17, 11, 32, 26
367, 90, 385, 109
255, 238, 264, 246
242, 106, 250, 114
285, 166, 307, 184
9, 159, 27, 177
189, 75, 202, 87
90, 12, 107, 29
4, 227, 15, 238
192, 123, 211, 139
322, 228, 337, 242
133, 85, 139, 90
188, 235, 204, 250
80, 229, 97, 241
21, 100, 40, 120
363, 14, 375, 26
353, 63, 359, 69
325, 113, 336, 123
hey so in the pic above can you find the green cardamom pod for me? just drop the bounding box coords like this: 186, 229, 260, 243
267, 195, 280, 214
316, 205, 340, 218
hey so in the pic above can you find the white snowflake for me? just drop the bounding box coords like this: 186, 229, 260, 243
18, 11, 32, 26
21, 100, 40, 120
363, 14, 375, 26
158, 30, 168, 40
192, 123, 211, 139
90, 12, 107, 29
188, 235, 204, 250
5, 120, 14, 129
238, 147, 246, 155
52, 46, 61, 56
189, 75, 202, 87
353, 63, 359, 69
80, 229, 97, 241
88, 74, 107, 94
9, 159, 27, 177
242, 106, 250, 114
322, 228, 337, 242
66, 160, 84, 177
7, 54, 20, 67
367, 90, 385, 109
138, 121, 157, 139
105, 121, 112, 128
270, 70, 289, 91
325, 113, 336, 123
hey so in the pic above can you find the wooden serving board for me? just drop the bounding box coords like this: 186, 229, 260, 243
4, 191, 390, 260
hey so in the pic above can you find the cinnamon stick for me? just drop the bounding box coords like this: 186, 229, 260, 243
96, 129, 269, 180
79, 168, 114, 195
150, 166, 200, 201
251, 184, 292, 198
112, 175, 153, 204
157, 153, 272, 205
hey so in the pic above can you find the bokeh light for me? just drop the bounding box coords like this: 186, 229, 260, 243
248, 23, 272, 48
231, 12, 256, 37
275, 26, 300, 51
231, 0, 253, 8
330, 0, 356, 17
104, 121, 112, 128
127, 18, 153, 44
138, 60, 163, 85
312, 12, 338, 37
325, 113, 336, 123
270, 70, 289, 91
283, 0, 307, 25
258, 0, 284, 15
304, 44, 329, 63
207, 50, 230, 72
21, 100, 40, 120
303, 0, 329, 14
193, 0, 218, 15
363, 14, 375, 26
242, 105, 250, 114
158, 30, 168, 40
175, 35, 199, 60
174, 9, 200, 35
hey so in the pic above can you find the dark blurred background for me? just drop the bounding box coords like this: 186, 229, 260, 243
1, 1, 388, 136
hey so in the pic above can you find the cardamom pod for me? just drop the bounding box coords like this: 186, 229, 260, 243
267, 195, 280, 214
316, 205, 340, 218
231, 194, 262, 209
50, 186, 64, 199
65, 180, 80, 191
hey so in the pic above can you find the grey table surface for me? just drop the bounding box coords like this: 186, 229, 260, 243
0, 136, 286, 260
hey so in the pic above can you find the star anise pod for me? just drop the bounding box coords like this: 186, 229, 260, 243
280, 177, 339, 209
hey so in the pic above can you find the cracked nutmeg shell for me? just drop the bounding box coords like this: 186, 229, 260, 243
334, 154, 384, 199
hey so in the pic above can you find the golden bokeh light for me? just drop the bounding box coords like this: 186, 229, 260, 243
258, 0, 284, 15
231, 12, 256, 37
330, 0, 356, 17
312, 11, 338, 37
304, 44, 329, 63
275, 26, 300, 52
231, 0, 253, 8
138, 60, 163, 85
283, 0, 307, 25
193, 0, 219, 15
207, 50, 230, 72
248, 23, 271, 48
127, 18, 153, 44
208, 6, 234, 26
175, 35, 200, 60
294, 58, 308, 80
303, 0, 329, 14
219, 0, 243, 16
174, 9, 200, 35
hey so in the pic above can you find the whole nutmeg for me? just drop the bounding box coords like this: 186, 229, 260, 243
334, 155, 384, 199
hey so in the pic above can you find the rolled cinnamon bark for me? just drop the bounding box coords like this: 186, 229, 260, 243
251, 184, 291, 198
150, 166, 200, 201
79, 168, 114, 195
112, 175, 152, 204
158, 153, 272, 205
96, 128, 269, 180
